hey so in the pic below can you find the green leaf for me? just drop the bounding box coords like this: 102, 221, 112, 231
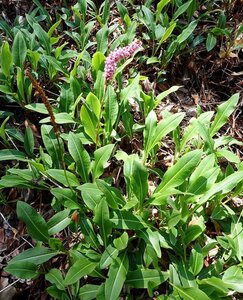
46, 169, 80, 187
210, 93, 239, 136
1, 41, 12, 78
68, 132, 90, 183
189, 154, 215, 184
93, 198, 112, 248
223, 266, 243, 293
79, 284, 100, 300
17, 201, 49, 242
24, 127, 34, 156
157, 22, 176, 48
102, 0, 110, 25
25, 103, 54, 114
33, 23, 51, 55
156, 0, 171, 22
92, 51, 105, 74
173, 285, 211, 300
79, 218, 100, 249
0, 85, 14, 95
100, 244, 119, 269
77, 183, 103, 210
189, 245, 204, 276
184, 225, 204, 245
104, 85, 118, 135
40, 112, 75, 124
104, 252, 129, 300
206, 33, 217, 51
47, 209, 71, 235
144, 110, 157, 155
197, 170, 243, 206
80, 93, 100, 143
51, 188, 79, 209
0, 149, 26, 161
181, 111, 214, 150
92, 144, 114, 180
176, 20, 197, 44
10, 247, 58, 265
111, 210, 147, 230
96, 179, 125, 209
124, 155, 148, 203
64, 258, 97, 285
12, 31, 27, 68
147, 112, 185, 153
45, 269, 65, 291
113, 232, 129, 251
120, 74, 140, 107
155, 150, 202, 193
126, 269, 169, 288
173, 0, 193, 20
138, 229, 162, 258
41, 125, 63, 168
197, 277, 229, 295
96, 25, 109, 54
4, 261, 38, 279
216, 149, 241, 164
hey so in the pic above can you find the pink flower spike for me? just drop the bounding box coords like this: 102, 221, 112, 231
104, 39, 142, 81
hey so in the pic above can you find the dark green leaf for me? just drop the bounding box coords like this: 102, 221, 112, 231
64, 258, 97, 285
17, 201, 49, 242
4, 261, 38, 279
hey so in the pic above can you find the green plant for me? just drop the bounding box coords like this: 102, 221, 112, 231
0, 1, 242, 299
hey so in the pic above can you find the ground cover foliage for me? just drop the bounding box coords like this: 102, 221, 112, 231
0, 0, 243, 299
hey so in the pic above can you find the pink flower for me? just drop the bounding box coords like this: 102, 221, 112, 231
104, 39, 142, 81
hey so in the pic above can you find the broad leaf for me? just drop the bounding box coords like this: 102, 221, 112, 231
12, 30, 27, 68
126, 269, 169, 288
64, 258, 97, 285
47, 169, 80, 187
155, 150, 202, 193
79, 284, 100, 300
17, 201, 49, 242
10, 247, 58, 265
92, 144, 114, 180
4, 261, 38, 279
173, 285, 211, 300
47, 209, 71, 235
45, 269, 65, 291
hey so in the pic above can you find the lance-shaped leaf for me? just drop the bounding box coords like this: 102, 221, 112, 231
93, 198, 112, 248
111, 210, 147, 230
64, 258, 97, 285
124, 155, 148, 203
68, 132, 90, 183
146, 112, 185, 154
210, 93, 239, 137
10, 247, 59, 265
126, 269, 169, 288
41, 125, 63, 169
155, 150, 202, 194
47, 209, 71, 235
17, 201, 49, 242
173, 285, 211, 300
92, 144, 114, 180
100, 244, 119, 269
197, 170, 243, 206
80, 93, 100, 143
4, 261, 38, 279
45, 269, 65, 291
12, 30, 27, 68
104, 252, 129, 300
